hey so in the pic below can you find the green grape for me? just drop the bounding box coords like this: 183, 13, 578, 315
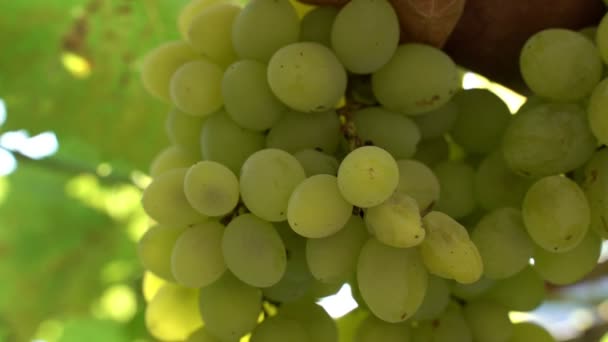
450, 277, 495, 301
365, 191, 425, 248
450, 89, 511, 155
143, 271, 167, 302
410, 321, 433, 342
372, 44, 460, 115
199, 272, 262, 341
484, 267, 546, 311
433, 161, 476, 219
178, 0, 227, 39
502, 103, 596, 178
287, 174, 353, 238
354, 315, 410, 342
184, 161, 239, 217
337, 146, 399, 208
306, 215, 367, 283
201, 111, 265, 175
222, 214, 287, 287
474, 151, 534, 211
280, 301, 338, 342
250, 316, 309, 342
588, 78, 608, 145
263, 224, 313, 303
352, 107, 421, 159
330, 0, 399, 74
222, 60, 287, 131
431, 302, 473, 342
186, 327, 223, 342
516, 95, 545, 114
268, 42, 347, 112
463, 300, 512, 342
413, 101, 459, 140
266, 110, 341, 154
299, 6, 338, 47
171, 221, 226, 288
337, 309, 368, 342
146, 284, 202, 341
522, 175, 590, 252
598, 13, 608, 64
294, 149, 339, 176
471, 208, 534, 279
579, 26, 598, 42
420, 211, 483, 284
533, 231, 602, 285
412, 275, 450, 320
395, 159, 440, 212
520, 28, 602, 101
170, 59, 223, 117
509, 322, 556, 342
240, 148, 306, 221
582, 148, 608, 238
165, 107, 205, 158
306, 278, 343, 300
142, 168, 206, 227
138, 225, 187, 281
149, 145, 199, 178
232, 0, 300, 62
141, 41, 199, 102
187, 3, 240, 67
357, 238, 428, 323
413, 136, 449, 167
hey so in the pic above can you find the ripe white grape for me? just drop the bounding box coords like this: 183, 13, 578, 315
266, 109, 341, 154
250, 316, 309, 342
165, 107, 205, 158
149, 145, 198, 178
170, 59, 224, 117
484, 267, 546, 311
146, 284, 202, 341
395, 159, 440, 212
184, 161, 239, 217
299, 6, 338, 47
138, 225, 187, 281
582, 148, 608, 238
588, 78, 608, 145
463, 300, 513, 342
354, 315, 410, 342
509, 322, 556, 342
293, 149, 339, 176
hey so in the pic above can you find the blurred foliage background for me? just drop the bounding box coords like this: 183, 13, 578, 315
1, 1, 608, 342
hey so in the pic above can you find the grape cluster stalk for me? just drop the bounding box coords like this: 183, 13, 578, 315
137, 0, 608, 341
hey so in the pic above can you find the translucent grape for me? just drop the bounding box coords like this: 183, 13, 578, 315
178, 0, 226, 39
199, 272, 262, 341
420, 211, 483, 284
268, 42, 347, 112
280, 301, 338, 342
306, 215, 367, 283
365, 191, 424, 248
352, 107, 421, 159
250, 316, 309, 342
337, 146, 399, 208
336, 309, 369, 342
433, 161, 476, 219
149, 145, 198, 178
522, 175, 590, 252
171, 221, 226, 288
143, 271, 167, 302
509, 322, 556, 342
412, 275, 450, 320
413, 136, 449, 167
293, 149, 339, 176
165, 107, 205, 158
502, 103, 596, 178
330, 0, 399, 74
287, 174, 353, 238
450, 277, 495, 301
222, 59, 287, 131
588, 78, 608, 145
471, 208, 534, 279
201, 111, 265, 175
597, 12, 608, 64
395, 159, 440, 212
186, 327, 223, 342
413, 101, 459, 140
450, 89, 511, 155
187, 3, 240, 67
463, 300, 512, 342
142, 168, 206, 227
357, 238, 428, 323
184, 161, 239, 217
533, 231, 602, 285
141, 41, 199, 102
232, 0, 299, 62
138, 225, 187, 280
299, 6, 338, 47
520, 28, 602, 101
483, 267, 546, 311
240, 148, 306, 221
354, 315, 410, 342
372, 44, 459, 115
170, 59, 224, 117
474, 151, 533, 211
146, 284, 202, 341
430, 302, 473, 342
582, 148, 608, 238
222, 214, 287, 287
266, 110, 341, 154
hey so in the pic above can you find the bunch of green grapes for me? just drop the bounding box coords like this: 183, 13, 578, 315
137, 0, 608, 341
